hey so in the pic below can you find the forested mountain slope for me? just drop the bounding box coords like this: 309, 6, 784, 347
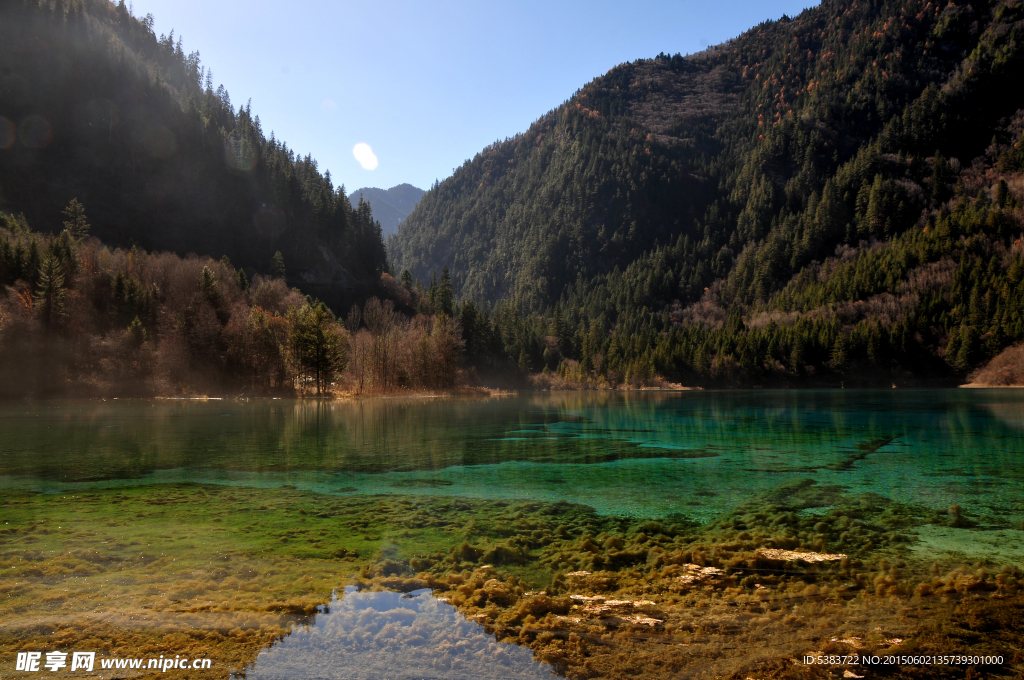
392, 0, 1024, 386
350, 184, 424, 238
0, 0, 386, 308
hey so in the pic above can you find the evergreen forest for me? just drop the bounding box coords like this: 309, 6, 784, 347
390, 0, 1024, 387
0, 0, 387, 312
5, 0, 1024, 392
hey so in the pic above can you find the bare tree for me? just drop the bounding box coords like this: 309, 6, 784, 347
348, 329, 373, 394
363, 297, 401, 392
431, 314, 464, 389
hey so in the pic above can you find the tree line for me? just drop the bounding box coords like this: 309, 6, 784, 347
0, 202, 460, 397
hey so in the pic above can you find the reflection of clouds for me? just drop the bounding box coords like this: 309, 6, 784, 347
353, 142, 378, 170
248, 587, 553, 679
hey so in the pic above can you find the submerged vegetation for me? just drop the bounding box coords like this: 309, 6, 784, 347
2, 481, 1022, 678
1, 391, 1022, 678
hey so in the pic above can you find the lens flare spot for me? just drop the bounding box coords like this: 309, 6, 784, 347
353, 142, 378, 170
84, 99, 118, 131
0, 117, 14, 150
18, 115, 52, 149
254, 205, 287, 238
225, 136, 258, 172
142, 124, 176, 159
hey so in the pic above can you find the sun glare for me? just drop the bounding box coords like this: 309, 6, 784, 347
352, 142, 378, 170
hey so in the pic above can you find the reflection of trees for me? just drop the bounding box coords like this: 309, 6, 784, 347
4, 393, 1024, 484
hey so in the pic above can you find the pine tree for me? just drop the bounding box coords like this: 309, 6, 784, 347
459, 300, 481, 360
289, 301, 347, 395
236, 268, 249, 291
271, 251, 286, 279
25, 240, 41, 289
830, 333, 850, 376
932, 152, 951, 203
996, 180, 1009, 208
35, 253, 66, 327
61, 198, 90, 240
127, 316, 147, 346
200, 265, 219, 305
439, 265, 454, 316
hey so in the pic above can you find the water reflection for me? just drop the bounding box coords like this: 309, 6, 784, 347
246, 586, 556, 680
2, 390, 1024, 521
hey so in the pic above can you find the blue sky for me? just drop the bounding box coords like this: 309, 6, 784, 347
131, 0, 819, 192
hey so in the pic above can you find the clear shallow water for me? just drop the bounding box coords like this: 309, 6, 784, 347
244, 587, 556, 680
4, 390, 1024, 679
2, 390, 1024, 523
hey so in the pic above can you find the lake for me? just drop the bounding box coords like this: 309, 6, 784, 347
2, 390, 1022, 678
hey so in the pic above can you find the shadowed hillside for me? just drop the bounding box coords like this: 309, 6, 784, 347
0, 0, 387, 311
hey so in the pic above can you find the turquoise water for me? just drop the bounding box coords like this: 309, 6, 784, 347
2, 390, 1023, 526
4, 389, 1024, 678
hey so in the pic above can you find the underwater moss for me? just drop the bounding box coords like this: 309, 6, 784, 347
2, 481, 1023, 679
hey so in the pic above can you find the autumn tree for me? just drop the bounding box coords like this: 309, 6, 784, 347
228, 306, 287, 390
430, 313, 464, 389
364, 296, 400, 391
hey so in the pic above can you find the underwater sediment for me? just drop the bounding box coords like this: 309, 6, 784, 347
3, 482, 1023, 679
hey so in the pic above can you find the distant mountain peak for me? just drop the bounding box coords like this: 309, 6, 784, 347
349, 184, 425, 238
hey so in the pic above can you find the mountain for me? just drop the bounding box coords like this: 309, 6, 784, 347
390, 0, 1024, 386
349, 184, 424, 238
0, 0, 386, 310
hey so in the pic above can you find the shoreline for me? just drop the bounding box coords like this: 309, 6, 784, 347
11, 382, 1024, 402
7, 384, 1024, 403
